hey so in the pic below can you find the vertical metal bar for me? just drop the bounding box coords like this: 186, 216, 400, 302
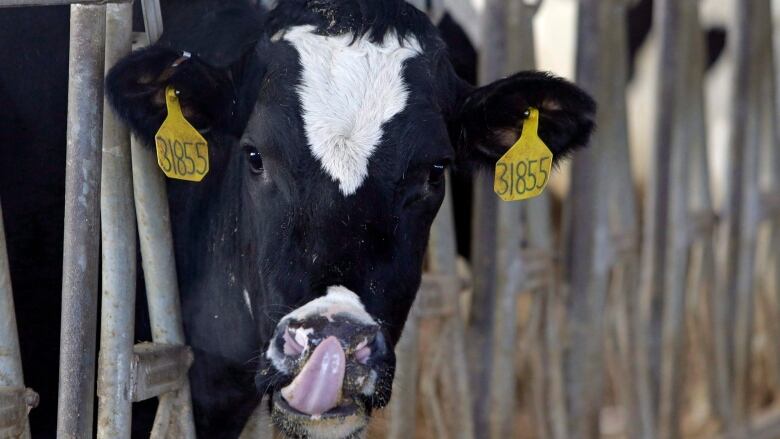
387, 311, 419, 439
140, 0, 163, 44
96, 3, 135, 438
466, 1, 519, 437
486, 2, 538, 437
730, 1, 762, 428
715, 0, 753, 431
635, 0, 679, 435
133, 1, 196, 435
656, 0, 699, 437
424, 172, 474, 439
56, 5, 106, 438
131, 138, 197, 438
0, 201, 31, 439
594, 2, 642, 438
565, 0, 613, 437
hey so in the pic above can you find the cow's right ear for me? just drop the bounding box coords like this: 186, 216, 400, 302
105, 2, 265, 146
106, 47, 238, 146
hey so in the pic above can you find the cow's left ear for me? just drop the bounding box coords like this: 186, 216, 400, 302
449, 71, 596, 169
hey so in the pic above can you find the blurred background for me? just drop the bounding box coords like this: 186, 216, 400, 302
368, 0, 780, 438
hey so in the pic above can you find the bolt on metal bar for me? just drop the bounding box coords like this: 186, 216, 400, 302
0, 200, 32, 439
96, 2, 135, 438
56, 4, 106, 439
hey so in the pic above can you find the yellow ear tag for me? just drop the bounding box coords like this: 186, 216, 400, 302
493, 107, 552, 201
154, 86, 209, 182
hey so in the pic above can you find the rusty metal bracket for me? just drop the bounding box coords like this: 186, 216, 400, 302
129, 343, 193, 403
0, 387, 38, 438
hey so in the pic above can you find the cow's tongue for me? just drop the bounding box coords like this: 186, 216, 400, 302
281, 336, 346, 415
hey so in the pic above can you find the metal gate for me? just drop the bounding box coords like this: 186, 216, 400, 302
0, 1, 195, 437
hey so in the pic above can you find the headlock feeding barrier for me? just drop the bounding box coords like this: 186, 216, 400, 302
1, 0, 780, 438
0, 0, 196, 438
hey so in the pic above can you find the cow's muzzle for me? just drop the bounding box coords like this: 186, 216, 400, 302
259, 286, 394, 438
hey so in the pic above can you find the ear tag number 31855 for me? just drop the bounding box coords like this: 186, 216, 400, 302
494, 107, 552, 201
155, 86, 209, 182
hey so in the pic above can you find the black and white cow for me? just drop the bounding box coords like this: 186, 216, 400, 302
2, 0, 593, 437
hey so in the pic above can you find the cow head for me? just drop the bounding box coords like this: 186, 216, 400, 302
106, 1, 594, 437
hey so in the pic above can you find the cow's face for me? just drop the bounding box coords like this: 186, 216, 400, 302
107, 2, 594, 437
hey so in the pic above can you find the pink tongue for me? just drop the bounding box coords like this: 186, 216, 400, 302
281, 336, 346, 415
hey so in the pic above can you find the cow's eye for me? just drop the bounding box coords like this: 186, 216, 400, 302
244, 145, 264, 174
428, 163, 446, 186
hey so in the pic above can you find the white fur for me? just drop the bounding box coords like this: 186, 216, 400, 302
285, 285, 376, 326
283, 26, 422, 195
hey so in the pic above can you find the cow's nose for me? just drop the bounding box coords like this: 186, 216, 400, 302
270, 286, 388, 415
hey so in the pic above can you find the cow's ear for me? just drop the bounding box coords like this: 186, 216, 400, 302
449, 71, 596, 169
105, 3, 264, 146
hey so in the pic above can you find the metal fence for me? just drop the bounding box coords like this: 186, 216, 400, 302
386, 0, 780, 438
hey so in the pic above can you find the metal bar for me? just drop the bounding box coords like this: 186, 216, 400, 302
130, 343, 193, 403
131, 1, 196, 435
56, 5, 106, 438
140, 0, 163, 44
428, 173, 474, 439
131, 135, 197, 438
564, 0, 616, 436
730, 0, 762, 428
96, 3, 135, 438
465, 1, 524, 437
711, 1, 757, 432
637, 0, 680, 433
485, 3, 539, 437
0, 201, 32, 439
0, 0, 131, 6
387, 309, 419, 439
656, 0, 702, 436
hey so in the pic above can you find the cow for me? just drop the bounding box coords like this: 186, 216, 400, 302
1, 0, 594, 437
104, 0, 594, 436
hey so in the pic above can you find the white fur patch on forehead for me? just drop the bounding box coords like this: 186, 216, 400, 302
283, 25, 423, 195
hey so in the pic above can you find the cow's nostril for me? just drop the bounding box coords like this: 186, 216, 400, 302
354, 337, 372, 364
283, 328, 305, 357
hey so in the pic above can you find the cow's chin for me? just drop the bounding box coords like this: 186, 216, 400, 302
271, 392, 368, 439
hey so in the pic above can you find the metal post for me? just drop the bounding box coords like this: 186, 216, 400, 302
56, 5, 106, 438
564, 0, 617, 437
0, 201, 32, 439
486, 3, 541, 438
466, 1, 517, 437
130, 0, 196, 435
96, 3, 136, 438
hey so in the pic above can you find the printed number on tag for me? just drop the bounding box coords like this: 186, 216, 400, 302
494, 108, 553, 201
154, 87, 209, 182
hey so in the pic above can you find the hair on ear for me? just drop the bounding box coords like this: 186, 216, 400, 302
451, 71, 596, 170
